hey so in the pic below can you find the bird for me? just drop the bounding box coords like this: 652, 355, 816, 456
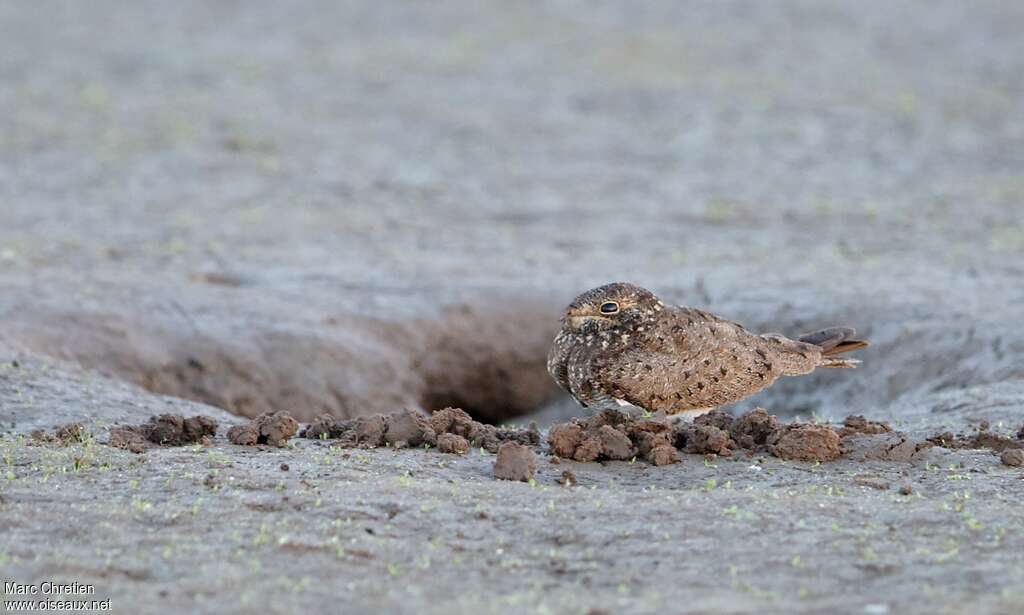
547, 282, 868, 419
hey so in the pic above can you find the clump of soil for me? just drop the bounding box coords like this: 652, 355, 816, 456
383, 409, 432, 448
109, 414, 218, 453
627, 419, 678, 466
227, 411, 299, 447
301, 407, 540, 453
729, 408, 778, 448
928, 424, 1024, 453
767, 424, 842, 462
493, 442, 536, 482
1001, 449, 1024, 467
547, 408, 860, 464
676, 412, 737, 457
437, 433, 470, 455
837, 415, 892, 438
678, 423, 735, 456
547, 410, 639, 463
30, 422, 90, 445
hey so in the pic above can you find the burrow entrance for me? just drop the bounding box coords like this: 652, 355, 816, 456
1, 294, 564, 425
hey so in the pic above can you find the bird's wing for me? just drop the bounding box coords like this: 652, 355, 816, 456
546, 330, 574, 395
607, 307, 779, 411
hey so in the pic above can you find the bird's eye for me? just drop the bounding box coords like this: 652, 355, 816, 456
599, 301, 620, 314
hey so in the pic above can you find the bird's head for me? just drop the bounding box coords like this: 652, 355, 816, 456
562, 282, 664, 334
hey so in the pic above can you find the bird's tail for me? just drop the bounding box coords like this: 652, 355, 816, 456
799, 327, 869, 368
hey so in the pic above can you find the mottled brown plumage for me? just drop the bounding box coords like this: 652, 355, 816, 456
547, 282, 868, 417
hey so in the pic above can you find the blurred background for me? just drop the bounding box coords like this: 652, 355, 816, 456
2, 0, 1023, 425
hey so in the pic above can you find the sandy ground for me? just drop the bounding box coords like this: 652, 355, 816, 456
2, 1, 1023, 613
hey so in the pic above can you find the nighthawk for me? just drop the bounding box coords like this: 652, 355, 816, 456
547, 282, 868, 419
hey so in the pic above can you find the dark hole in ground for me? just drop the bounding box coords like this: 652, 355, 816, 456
0, 293, 564, 425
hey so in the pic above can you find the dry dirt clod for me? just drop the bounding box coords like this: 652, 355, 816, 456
597, 425, 635, 460
228, 411, 298, 447
300, 407, 537, 456
226, 424, 259, 446
649, 445, 679, 466
679, 423, 735, 457
428, 407, 476, 438
437, 432, 470, 455
560, 469, 577, 486
384, 409, 434, 448
768, 424, 842, 462
1001, 449, 1024, 467
694, 409, 734, 432
149, 414, 218, 445
729, 408, 778, 448
627, 420, 678, 465
54, 423, 88, 444
352, 415, 388, 447
928, 429, 1024, 453
837, 415, 892, 438
301, 414, 347, 440
108, 414, 218, 452
258, 411, 299, 447
493, 442, 536, 482
547, 422, 584, 459
108, 427, 147, 453
899, 485, 914, 496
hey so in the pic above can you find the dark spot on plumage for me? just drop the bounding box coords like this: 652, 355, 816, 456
720, 366, 728, 376
696, 382, 705, 390
703, 358, 711, 366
